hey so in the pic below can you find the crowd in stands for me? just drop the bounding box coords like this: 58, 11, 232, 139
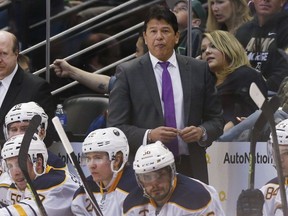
0, 0, 288, 214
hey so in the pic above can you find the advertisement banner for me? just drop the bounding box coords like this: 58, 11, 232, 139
207, 142, 276, 215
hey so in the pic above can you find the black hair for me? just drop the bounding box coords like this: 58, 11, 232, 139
143, 5, 178, 34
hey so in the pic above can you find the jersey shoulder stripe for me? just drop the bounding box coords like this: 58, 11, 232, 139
123, 174, 212, 213
33, 168, 66, 190
47, 150, 66, 169
123, 187, 150, 213
169, 174, 211, 210
266, 177, 278, 185
73, 176, 100, 199
117, 165, 138, 192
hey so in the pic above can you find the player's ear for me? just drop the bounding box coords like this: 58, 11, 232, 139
36, 156, 44, 171
38, 128, 46, 140
113, 152, 123, 171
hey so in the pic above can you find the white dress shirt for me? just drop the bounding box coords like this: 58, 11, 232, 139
147, 51, 189, 155
0, 64, 18, 108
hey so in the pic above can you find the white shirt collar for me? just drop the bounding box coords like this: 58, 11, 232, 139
0, 64, 18, 90
149, 51, 177, 69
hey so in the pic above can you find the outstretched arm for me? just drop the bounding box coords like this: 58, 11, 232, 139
53, 59, 111, 94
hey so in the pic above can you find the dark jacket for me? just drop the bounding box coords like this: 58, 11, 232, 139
107, 53, 224, 183
236, 11, 288, 92
175, 27, 204, 58
0, 67, 56, 147
216, 65, 267, 124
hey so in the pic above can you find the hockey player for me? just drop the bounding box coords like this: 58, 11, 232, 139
0, 134, 79, 215
123, 141, 225, 216
71, 127, 138, 216
260, 119, 288, 215
0, 102, 67, 205
3, 101, 49, 141
3, 101, 66, 170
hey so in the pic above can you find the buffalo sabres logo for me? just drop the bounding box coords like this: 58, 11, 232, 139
12, 104, 22, 111
113, 129, 120, 136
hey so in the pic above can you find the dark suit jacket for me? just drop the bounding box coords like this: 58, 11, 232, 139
107, 53, 224, 182
0, 67, 56, 147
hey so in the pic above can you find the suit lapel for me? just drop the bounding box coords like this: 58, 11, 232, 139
140, 54, 164, 118
0, 69, 23, 123
177, 55, 192, 126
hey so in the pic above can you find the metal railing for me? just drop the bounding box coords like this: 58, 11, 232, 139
29, 0, 106, 30
33, 21, 144, 76
51, 54, 135, 95
0, 0, 10, 11
20, 0, 142, 55
19, 0, 164, 95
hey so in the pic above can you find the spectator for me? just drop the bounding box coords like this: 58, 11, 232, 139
260, 119, 288, 215
173, 0, 206, 57
107, 5, 224, 184
135, 33, 148, 59
79, 32, 121, 74
72, 127, 137, 215
17, 54, 31, 73
0, 134, 79, 215
200, 30, 267, 131
248, 0, 288, 14
219, 75, 288, 142
206, 0, 251, 34
53, 33, 148, 94
0, 31, 56, 148
123, 141, 225, 215
235, 0, 288, 92
54, 32, 122, 98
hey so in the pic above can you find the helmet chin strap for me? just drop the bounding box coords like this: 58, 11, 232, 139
110, 160, 125, 174
142, 188, 151, 199
96, 172, 117, 191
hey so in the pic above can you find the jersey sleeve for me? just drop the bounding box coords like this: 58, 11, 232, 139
260, 182, 279, 215
201, 183, 226, 215
0, 199, 40, 216
0, 172, 12, 206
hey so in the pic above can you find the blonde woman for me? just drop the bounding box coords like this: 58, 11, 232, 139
201, 30, 267, 131
206, 0, 251, 34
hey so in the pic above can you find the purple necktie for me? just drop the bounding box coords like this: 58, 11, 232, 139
159, 61, 179, 156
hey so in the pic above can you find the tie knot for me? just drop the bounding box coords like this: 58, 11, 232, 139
158, 61, 170, 70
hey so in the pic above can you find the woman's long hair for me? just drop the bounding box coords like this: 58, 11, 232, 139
203, 30, 250, 82
206, 0, 251, 34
